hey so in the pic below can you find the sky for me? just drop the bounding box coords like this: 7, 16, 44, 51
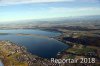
0, 0, 100, 22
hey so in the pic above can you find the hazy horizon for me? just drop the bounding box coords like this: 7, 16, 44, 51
0, 0, 100, 23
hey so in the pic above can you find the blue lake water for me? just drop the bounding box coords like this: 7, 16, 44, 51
0, 60, 3, 66
0, 29, 69, 58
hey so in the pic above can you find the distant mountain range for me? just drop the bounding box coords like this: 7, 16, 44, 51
0, 15, 100, 29
0, 15, 100, 25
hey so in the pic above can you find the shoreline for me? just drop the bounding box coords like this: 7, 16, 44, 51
0, 40, 54, 66
0, 29, 100, 66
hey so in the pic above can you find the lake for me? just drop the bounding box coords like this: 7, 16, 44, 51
0, 29, 69, 58
0, 60, 3, 66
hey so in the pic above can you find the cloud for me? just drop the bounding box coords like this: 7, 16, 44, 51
0, 0, 75, 6
47, 7, 100, 18
48, 7, 100, 13
0, 0, 99, 6
80, 0, 100, 2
